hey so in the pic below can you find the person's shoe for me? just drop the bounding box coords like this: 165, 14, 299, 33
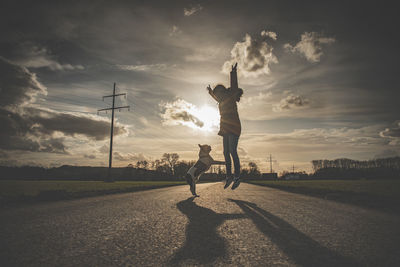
231, 177, 241, 190
224, 176, 233, 189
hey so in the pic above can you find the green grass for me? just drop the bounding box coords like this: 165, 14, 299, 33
246, 179, 400, 199
0, 180, 186, 201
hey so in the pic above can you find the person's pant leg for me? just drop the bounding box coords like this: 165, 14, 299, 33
223, 135, 232, 177
228, 134, 240, 177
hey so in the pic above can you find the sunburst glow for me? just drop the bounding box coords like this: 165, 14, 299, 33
192, 105, 220, 132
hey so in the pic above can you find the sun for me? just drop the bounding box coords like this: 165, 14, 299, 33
192, 105, 219, 132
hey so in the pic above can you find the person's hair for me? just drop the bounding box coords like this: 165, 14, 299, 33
236, 88, 243, 102
213, 84, 226, 99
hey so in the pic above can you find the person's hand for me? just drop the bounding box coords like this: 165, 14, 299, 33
231, 62, 238, 72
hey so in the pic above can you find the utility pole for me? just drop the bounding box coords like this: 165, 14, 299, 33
267, 154, 277, 173
98, 82, 130, 181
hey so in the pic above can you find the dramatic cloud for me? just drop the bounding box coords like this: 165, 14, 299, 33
0, 107, 127, 153
0, 57, 47, 108
160, 99, 204, 128
184, 4, 203, 16
273, 94, 310, 112
223, 31, 278, 77
0, 58, 127, 153
11, 43, 84, 71
22, 108, 127, 140
284, 32, 335, 62
380, 121, 400, 145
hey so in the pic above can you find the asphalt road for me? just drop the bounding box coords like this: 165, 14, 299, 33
1, 182, 399, 266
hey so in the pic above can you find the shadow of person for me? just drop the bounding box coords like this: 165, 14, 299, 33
228, 199, 361, 267
169, 197, 245, 266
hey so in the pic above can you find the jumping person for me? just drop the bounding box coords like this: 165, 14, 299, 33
207, 63, 243, 190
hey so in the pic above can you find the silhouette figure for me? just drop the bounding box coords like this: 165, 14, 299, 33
169, 197, 245, 266
229, 199, 361, 267
185, 144, 225, 196
207, 63, 243, 190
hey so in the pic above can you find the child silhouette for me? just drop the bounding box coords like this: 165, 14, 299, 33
207, 63, 243, 189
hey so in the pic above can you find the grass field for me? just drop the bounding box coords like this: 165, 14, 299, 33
247, 179, 400, 198
0, 180, 186, 203
246, 179, 400, 213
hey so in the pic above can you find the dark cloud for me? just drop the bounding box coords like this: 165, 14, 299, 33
0, 109, 66, 153
0, 57, 46, 108
0, 57, 127, 153
23, 108, 126, 141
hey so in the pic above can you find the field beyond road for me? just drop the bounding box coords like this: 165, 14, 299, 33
246, 179, 400, 213
0, 180, 185, 203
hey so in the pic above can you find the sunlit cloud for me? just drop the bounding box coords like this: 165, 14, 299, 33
113, 151, 148, 162
273, 94, 310, 112
284, 32, 335, 62
184, 4, 203, 16
261, 30, 277, 40
116, 63, 167, 72
380, 121, 400, 145
222, 31, 278, 78
160, 98, 219, 131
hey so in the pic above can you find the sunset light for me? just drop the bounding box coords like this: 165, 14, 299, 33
192, 105, 219, 132
1, 2, 399, 266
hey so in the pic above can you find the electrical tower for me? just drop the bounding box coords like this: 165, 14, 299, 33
98, 82, 130, 181
267, 154, 277, 173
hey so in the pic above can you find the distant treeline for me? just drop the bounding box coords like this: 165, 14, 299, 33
311, 157, 400, 179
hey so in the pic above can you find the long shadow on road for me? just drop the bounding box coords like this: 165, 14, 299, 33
168, 197, 245, 266
229, 199, 361, 267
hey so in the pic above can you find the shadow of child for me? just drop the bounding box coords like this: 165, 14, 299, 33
228, 199, 361, 267
168, 197, 245, 266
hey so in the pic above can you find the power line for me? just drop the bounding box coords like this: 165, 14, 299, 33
98, 82, 130, 181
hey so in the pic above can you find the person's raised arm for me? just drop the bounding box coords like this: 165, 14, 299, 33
207, 85, 219, 102
230, 63, 238, 92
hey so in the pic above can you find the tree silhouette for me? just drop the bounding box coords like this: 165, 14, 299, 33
162, 153, 180, 175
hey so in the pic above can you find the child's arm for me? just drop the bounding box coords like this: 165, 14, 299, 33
230, 63, 238, 91
212, 160, 225, 165
207, 85, 219, 102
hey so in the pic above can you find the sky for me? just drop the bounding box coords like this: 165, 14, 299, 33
0, 0, 399, 173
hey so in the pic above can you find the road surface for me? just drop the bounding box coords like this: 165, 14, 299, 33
1, 182, 399, 266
